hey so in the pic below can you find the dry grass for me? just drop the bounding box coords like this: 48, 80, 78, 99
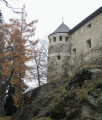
0, 116, 11, 120
31, 117, 53, 120
48, 77, 70, 84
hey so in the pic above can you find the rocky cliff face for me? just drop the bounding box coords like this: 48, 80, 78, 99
11, 69, 102, 120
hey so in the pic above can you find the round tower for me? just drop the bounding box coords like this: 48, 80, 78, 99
47, 22, 70, 82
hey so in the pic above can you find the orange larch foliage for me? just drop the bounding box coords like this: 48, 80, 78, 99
0, 5, 38, 107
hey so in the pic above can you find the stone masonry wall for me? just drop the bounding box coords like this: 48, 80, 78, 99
48, 12, 102, 82
69, 12, 102, 76
48, 33, 70, 81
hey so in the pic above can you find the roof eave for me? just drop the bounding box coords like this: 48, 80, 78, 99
68, 6, 102, 34
48, 32, 69, 38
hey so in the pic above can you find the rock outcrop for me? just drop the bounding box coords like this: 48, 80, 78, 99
11, 69, 102, 120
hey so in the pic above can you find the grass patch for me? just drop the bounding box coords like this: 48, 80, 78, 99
76, 74, 102, 100
0, 116, 11, 120
31, 117, 53, 120
72, 118, 80, 120
49, 81, 69, 104
48, 77, 70, 84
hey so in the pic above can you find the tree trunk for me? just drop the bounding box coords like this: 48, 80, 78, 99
37, 64, 41, 87
0, 83, 5, 116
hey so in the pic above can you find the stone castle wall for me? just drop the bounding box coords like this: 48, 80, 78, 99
48, 12, 102, 82
48, 33, 70, 81
70, 12, 102, 76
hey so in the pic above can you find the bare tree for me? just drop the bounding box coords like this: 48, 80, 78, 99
28, 39, 48, 87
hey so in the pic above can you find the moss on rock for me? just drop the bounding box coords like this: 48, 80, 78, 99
11, 69, 102, 120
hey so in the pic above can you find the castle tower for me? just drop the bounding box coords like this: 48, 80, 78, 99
48, 22, 70, 82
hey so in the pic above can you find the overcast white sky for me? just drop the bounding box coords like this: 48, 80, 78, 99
0, 0, 102, 40
0, 0, 102, 88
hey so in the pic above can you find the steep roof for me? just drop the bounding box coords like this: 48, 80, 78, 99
68, 6, 102, 34
53, 23, 70, 33
49, 6, 102, 37
49, 23, 70, 36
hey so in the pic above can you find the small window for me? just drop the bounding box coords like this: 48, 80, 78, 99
59, 36, 62, 41
72, 48, 76, 56
49, 38, 51, 43
87, 23, 91, 28
57, 55, 61, 60
86, 39, 91, 49
65, 37, 68, 41
53, 37, 56, 42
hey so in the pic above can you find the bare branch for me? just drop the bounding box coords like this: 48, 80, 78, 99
1, 0, 12, 8
0, 0, 21, 10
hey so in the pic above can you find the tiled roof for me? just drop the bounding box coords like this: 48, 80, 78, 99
49, 23, 70, 36
49, 6, 102, 37
53, 23, 70, 34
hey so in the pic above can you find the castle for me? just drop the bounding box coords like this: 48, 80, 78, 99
47, 6, 102, 82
